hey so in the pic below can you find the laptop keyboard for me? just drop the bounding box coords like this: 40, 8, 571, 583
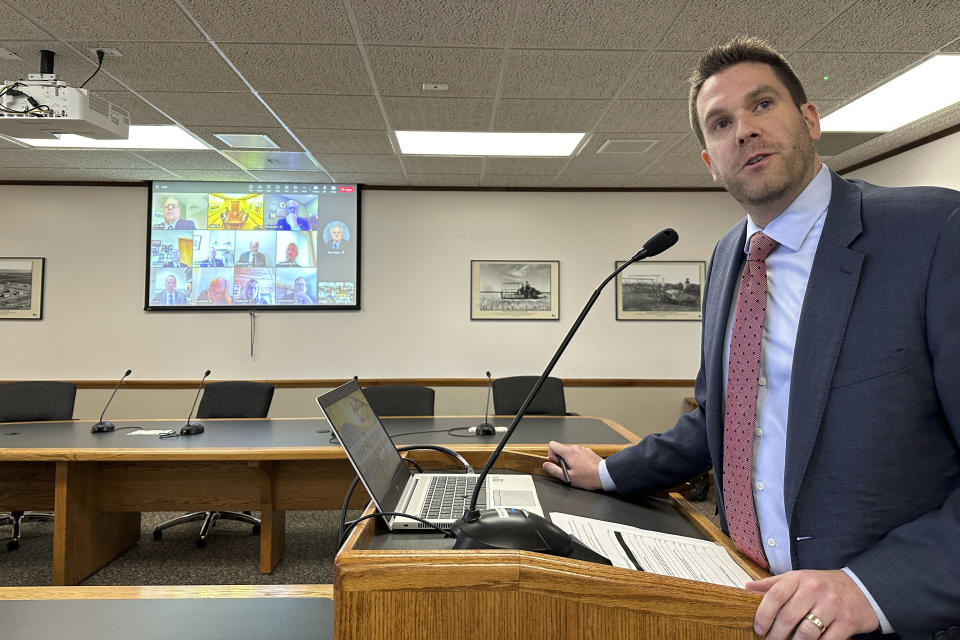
419, 475, 487, 521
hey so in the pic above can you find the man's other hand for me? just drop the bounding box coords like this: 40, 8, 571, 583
543, 441, 603, 490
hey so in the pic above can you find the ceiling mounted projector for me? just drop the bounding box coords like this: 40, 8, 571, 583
0, 49, 129, 141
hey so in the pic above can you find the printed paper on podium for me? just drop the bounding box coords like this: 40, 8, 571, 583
551, 512, 751, 588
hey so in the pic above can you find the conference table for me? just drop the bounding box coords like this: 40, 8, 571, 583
0, 415, 637, 586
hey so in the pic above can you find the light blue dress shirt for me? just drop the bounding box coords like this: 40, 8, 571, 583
599, 164, 891, 632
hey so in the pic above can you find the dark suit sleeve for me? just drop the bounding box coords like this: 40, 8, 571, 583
604, 244, 721, 495
845, 206, 960, 634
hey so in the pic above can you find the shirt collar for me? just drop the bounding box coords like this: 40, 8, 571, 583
744, 163, 831, 253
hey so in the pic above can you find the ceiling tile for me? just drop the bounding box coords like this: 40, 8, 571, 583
264, 94, 385, 129
4, 167, 169, 181
402, 156, 483, 174
816, 131, 885, 156
0, 5, 50, 40
790, 52, 925, 101
501, 50, 644, 99
221, 44, 372, 95
626, 174, 718, 188
351, 0, 511, 47
0, 41, 124, 92
382, 96, 494, 130
90, 90, 171, 125
660, 0, 845, 50
512, 0, 680, 50
296, 128, 394, 155
484, 157, 568, 175
493, 98, 608, 131
188, 126, 301, 151
405, 173, 481, 187
312, 154, 402, 172
0, 168, 28, 179
134, 150, 242, 171
619, 51, 703, 99
331, 172, 408, 185
479, 174, 558, 188
7, 0, 204, 42
0, 149, 157, 169
162, 170, 256, 182
802, 0, 960, 52
596, 99, 689, 132
178, 0, 355, 44
222, 150, 318, 171
365, 46, 502, 97
68, 42, 246, 92
141, 91, 276, 127
578, 132, 686, 155
562, 153, 655, 176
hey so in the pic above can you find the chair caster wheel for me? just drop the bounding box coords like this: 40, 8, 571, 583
196, 538, 206, 548
7, 540, 19, 551
252, 524, 261, 535
152, 529, 163, 540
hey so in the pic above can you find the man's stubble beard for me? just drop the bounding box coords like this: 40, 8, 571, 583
719, 133, 817, 210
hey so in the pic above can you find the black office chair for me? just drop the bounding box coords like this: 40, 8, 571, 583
363, 385, 435, 416
0, 381, 76, 551
152, 381, 274, 548
491, 375, 577, 416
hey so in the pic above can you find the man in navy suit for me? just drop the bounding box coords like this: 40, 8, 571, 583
545, 37, 959, 639
153, 197, 196, 230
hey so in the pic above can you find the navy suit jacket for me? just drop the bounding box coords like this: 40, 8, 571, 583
605, 172, 960, 637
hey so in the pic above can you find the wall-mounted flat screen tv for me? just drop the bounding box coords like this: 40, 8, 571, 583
145, 181, 360, 311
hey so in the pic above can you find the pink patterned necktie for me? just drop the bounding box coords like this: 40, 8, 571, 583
722, 231, 778, 569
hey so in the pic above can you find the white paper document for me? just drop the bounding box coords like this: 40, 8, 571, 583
550, 512, 751, 588
126, 429, 176, 436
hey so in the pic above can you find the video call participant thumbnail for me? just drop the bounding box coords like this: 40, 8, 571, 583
237, 240, 268, 267
195, 272, 233, 304
277, 269, 316, 305
274, 199, 311, 231
152, 273, 188, 305
323, 221, 350, 252
234, 268, 274, 305
153, 196, 197, 230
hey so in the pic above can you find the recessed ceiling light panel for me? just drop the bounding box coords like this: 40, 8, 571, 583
12, 125, 211, 150
213, 133, 279, 149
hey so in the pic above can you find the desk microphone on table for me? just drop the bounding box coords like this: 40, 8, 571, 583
180, 370, 211, 436
475, 371, 495, 436
91, 369, 132, 433
451, 228, 679, 555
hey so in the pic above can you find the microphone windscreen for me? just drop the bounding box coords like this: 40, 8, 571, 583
124, 369, 132, 376
204, 369, 211, 376
642, 228, 679, 257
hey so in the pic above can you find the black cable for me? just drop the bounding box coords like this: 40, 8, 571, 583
383, 427, 453, 439
79, 50, 105, 89
0, 82, 51, 116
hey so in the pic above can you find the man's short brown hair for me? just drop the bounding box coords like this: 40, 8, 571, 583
688, 36, 808, 148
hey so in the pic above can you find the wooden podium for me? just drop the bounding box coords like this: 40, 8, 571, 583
336, 451, 766, 640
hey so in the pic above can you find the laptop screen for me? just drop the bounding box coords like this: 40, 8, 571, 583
317, 380, 411, 512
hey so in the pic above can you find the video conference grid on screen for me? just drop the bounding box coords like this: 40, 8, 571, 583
146, 181, 359, 310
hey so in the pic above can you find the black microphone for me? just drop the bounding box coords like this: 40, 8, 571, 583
91, 369, 132, 433
180, 370, 211, 436
475, 371, 495, 435
451, 228, 678, 555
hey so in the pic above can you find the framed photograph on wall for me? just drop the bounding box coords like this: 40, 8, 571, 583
471, 260, 559, 320
616, 260, 705, 321
0, 257, 44, 320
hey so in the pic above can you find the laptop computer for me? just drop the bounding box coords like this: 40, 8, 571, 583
316, 380, 543, 530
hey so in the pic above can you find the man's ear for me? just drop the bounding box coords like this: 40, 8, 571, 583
802, 102, 821, 142
702, 149, 719, 182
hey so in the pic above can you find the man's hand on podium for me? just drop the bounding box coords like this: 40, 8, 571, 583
544, 441, 603, 490
748, 569, 879, 640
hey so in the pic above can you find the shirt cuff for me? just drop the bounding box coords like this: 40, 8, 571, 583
841, 567, 894, 634
597, 458, 618, 492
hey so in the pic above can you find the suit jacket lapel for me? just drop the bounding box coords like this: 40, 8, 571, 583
784, 172, 864, 524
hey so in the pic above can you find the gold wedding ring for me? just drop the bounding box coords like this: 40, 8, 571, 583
804, 613, 826, 634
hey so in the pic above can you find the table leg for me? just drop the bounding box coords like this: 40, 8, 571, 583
249, 461, 285, 573
52, 462, 140, 586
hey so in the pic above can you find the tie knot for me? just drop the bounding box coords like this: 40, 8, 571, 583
748, 232, 778, 261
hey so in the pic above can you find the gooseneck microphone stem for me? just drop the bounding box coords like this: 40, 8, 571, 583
477, 370, 494, 430
455, 228, 678, 553
91, 369, 132, 433
181, 370, 211, 435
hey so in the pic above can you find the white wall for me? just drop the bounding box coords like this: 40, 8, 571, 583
0, 185, 745, 382
846, 130, 960, 190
